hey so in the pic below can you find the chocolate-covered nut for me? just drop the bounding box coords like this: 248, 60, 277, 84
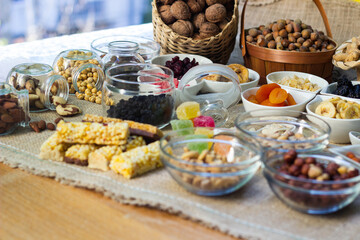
1, 114, 14, 123
29, 122, 40, 133
55, 117, 64, 124
47, 123, 56, 131
38, 120, 46, 130
56, 104, 82, 117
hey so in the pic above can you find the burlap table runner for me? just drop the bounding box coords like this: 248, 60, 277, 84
0, 96, 359, 240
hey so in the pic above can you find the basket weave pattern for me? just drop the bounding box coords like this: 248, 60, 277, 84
152, 0, 239, 64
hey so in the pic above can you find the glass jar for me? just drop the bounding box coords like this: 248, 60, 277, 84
103, 63, 175, 129
91, 35, 160, 62
102, 41, 144, 70
0, 83, 30, 136
6, 63, 69, 112
53, 49, 104, 94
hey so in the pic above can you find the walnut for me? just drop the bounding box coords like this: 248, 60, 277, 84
205, 0, 226, 6
159, 5, 176, 24
193, 33, 202, 40
218, 18, 229, 30
199, 22, 220, 38
172, 20, 194, 37
170, 1, 191, 20
159, 0, 175, 4
193, 12, 206, 29
205, 3, 226, 23
187, 0, 205, 14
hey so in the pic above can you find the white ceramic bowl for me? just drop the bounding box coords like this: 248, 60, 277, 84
151, 54, 213, 66
239, 69, 260, 92
306, 95, 360, 144
266, 71, 329, 94
349, 131, 360, 145
329, 145, 360, 162
320, 81, 360, 101
241, 87, 316, 112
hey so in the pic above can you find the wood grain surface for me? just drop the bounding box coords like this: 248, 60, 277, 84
0, 163, 238, 240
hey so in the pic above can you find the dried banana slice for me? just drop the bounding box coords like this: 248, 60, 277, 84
336, 100, 350, 113
342, 105, 360, 119
329, 97, 342, 106
315, 101, 337, 118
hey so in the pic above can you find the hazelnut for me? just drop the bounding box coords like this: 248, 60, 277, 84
205, 3, 226, 23
272, 31, 279, 39
262, 28, 271, 36
293, 32, 302, 39
193, 12, 206, 29
277, 22, 285, 31
271, 23, 278, 32
285, 23, 293, 33
199, 22, 220, 38
288, 35, 296, 43
283, 149, 297, 164
294, 158, 304, 166
326, 43, 335, 50
172, 20, 194, 37
187, 0, 205, 14
302, 39, 313, 48
257, 38, 268, 47
276, 42, 284, 50
267, 40, 276, 49
279, 29, 288, 38
159, 5, 176, 24
305, 157, 316, 164
248, 28, 259, 37
310, 32, 319, 41
301, 29, 311, 39
289, 164, 300, 176
246, 35, 254, 42
299, 46, 309, 52
288, 43, 296, 50
292, 22, 301, 33
264, 33, 273, 41
170, 1, 191, 20
301, 164, 310, 175
297, 37, 305, 44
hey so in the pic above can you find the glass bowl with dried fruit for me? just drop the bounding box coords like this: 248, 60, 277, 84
263, 150, 360, 214
306, 95, 360, 144
235, 110, 330, 157
160, 127, 263, 196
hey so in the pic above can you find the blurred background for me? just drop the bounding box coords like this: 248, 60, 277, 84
0, 0, 152, 45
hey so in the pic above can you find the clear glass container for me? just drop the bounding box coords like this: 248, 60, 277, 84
6, 63, 69, 112
0, 83, 30, 136
53, 49, 104, 94
91, 35, 160, 62
102, 41, 144, 70
103, 63, 175, 129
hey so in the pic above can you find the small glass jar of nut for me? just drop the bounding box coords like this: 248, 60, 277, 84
102, 41, 144, 70
6, 63, 69, 112
53, 49, 105, 104
0, 83, 30, 135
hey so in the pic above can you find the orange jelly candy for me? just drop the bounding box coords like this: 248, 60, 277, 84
255, 83, 281, 103
213, 135, 234, 156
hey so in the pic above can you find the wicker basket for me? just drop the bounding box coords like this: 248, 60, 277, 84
152, 0, 239, 64
240, 0, 337, 85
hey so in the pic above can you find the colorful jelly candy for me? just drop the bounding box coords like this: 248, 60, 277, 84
192, 115, 215, 127
170, 119, 194, 135
213, 135, 234, 156
194, 128, 214, 138
176, 101, 200, 120
185, 134, 210, 153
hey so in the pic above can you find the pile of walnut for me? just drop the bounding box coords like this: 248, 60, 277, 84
157, 0, 234, 39
333, 37, 360, 62
246, 19, 335, 52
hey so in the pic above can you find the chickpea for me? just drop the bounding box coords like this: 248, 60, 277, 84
87, 83, 93, 89
84, 95, 90, 101
89, 96, 96, 103
95, 97, 101, 104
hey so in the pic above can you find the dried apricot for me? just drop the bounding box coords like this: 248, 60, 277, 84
247, 95, 259, 104
286, 93, 297, 105
269, 88, 288, 104
260, 99, 287, 107
255, 83, 281, 103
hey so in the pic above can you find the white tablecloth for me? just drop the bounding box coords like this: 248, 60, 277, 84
0, 23, 243, 82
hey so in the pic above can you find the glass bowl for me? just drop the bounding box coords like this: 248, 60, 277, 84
235, 110, 330, 157
263, 152, 360, 214
91, 35, 160, 62
103, 63, 175, 129
160, 128, 263, 196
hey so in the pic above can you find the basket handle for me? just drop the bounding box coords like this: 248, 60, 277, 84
240, 0, 333, 57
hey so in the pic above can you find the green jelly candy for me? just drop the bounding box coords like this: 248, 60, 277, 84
170, 120, 194, 135
185, 134, 210, 153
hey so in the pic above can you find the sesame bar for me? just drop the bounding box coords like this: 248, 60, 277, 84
82, 114, 163, 140
56, 121, 129, 145
39, 132, 70, 162
88, 146, 123, 171
110, 141, 162, 179
64, 144, 98, 166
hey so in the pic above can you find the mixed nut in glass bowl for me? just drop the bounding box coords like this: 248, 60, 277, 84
160, 127, 263, 196
235, 110, 330, 157
263, 150, 360, 214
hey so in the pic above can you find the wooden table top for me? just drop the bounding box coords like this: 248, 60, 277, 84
0, 163, 239, 240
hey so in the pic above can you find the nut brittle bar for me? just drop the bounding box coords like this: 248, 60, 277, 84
56, 121, 129, 145
39, 132, 70, 162
82, 114, 163, 140
110, 141, 162, 179
64, 144, 98, 166
88, 146, 123, 171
